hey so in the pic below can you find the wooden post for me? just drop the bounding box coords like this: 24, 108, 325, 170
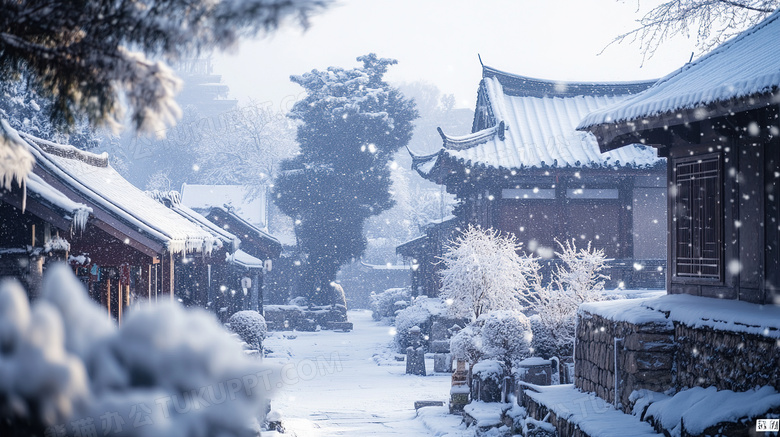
161, 252, 175, 301
139, 263, 151, 302
118, 281, 123, 325
105, 277, 111, 318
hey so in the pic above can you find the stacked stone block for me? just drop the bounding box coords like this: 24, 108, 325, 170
675, 324, 780, 392
575, 311, 674, 413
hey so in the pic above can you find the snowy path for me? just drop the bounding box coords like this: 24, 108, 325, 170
264, 310, 463, 436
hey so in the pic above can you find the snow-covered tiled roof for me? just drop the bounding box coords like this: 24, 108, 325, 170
579, 10, 780, 130
146, 190, 239, 251
417, 67, 661, 172
23, 133, 221, 255
26, 173, 92, 231
180, 184, 267, 228
226, 249, 264, 269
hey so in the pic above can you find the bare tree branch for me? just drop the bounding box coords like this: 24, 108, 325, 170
605, 0, 778, 61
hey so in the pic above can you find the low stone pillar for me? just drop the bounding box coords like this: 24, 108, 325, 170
434, 353, 453, 373
432, 339, 452, 373
406, 346, 426, 375
450, 359, 469, 413
406, 326, 427, 375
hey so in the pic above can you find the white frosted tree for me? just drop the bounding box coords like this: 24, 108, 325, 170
194, 101, 300, 196
523, 239, 610, 359
439, 225, 538, 320
609, 0, 778, 60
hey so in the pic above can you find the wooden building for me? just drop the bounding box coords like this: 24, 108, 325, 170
396, 216, 459, 297
0, 132, 278, 322
578, 12, 780, 306
517, 12, 780, 434
407, 65, 668, 291
194, 205, 282, 319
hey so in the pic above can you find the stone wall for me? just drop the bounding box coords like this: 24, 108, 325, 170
575, 311, 675, 413
675, 324, 780, 392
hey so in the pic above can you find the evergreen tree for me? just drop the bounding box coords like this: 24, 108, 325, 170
0, 79, 100, 150
273, 54, 417, 304
0, 0, 327, 189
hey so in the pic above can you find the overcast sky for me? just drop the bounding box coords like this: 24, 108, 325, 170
213, 0, 698, 111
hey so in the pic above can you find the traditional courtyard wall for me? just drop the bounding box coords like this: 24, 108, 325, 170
575, 299, 674, 413
575, 295, 780, 414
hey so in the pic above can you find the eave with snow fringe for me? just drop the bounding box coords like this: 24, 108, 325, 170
577, 9, 780, 153
23, 133, 221, 256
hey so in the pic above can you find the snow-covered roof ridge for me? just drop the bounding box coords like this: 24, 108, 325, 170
482, 65, 656, 98
21, 133, 110, 168
23, 133, 220, 255
425, 67, 662, 171
437, 123, 500, 151
226, 249, 264, 269
145, 189, 238, 251
578, 9, 780, 130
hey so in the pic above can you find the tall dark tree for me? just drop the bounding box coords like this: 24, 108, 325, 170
273, 54, 417, 304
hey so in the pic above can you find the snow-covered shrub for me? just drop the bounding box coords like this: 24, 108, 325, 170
479, 310, 533, 368
228, 310, 267, 350
393, 296, 445, 352
370, 287, 411, 322
449, 324, 482, 364
439, 225, 538, 319
528, 314, 557, 359
471, 359, 507, 384
523, 239, 609, 359
0, 264, 277, 437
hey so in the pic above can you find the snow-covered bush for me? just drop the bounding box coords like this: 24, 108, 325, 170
0, 264, 277, 437
471, 359, 507, 384
528, 315, 557, 359
370, 287, 411, 322
524, 239, 609, 359
228, 310, 267, 350
449, 324, 482, 364
479, 310, 533, 369
439, 225, 538, 319
449, 310, 532, 368
393, 296, 445, 352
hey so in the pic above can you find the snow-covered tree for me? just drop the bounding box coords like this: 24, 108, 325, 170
0, 0, 328, 191
610, 0, 778, 59
479, 310, 533, 369
370, 287, 411, 322
273, 54, 417, 304
450, 324, 482, 364
523, 239, 610, 359
439, 225, 538, 320
194, 101, 299, 197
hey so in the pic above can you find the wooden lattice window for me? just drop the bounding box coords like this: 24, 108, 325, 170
674, 155, 722, 279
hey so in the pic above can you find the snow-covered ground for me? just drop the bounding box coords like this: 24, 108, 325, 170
264, 309, 470, 436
